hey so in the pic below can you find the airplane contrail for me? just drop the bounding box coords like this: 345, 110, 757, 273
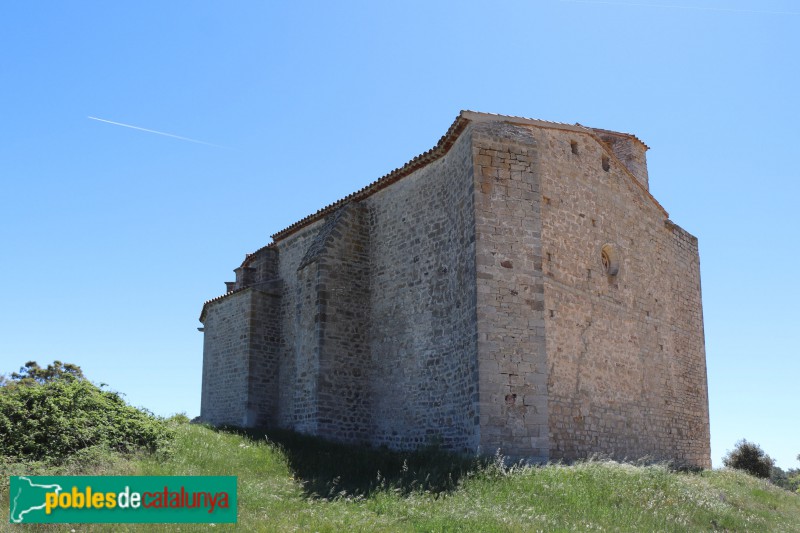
88, 116, 226, 148
558, 0, 800, 16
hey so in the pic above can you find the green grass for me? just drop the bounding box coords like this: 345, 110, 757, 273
2, 421, 799, 531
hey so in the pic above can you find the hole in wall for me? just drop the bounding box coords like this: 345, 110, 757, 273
602, 156, 610, 172
570, 141, 579, 155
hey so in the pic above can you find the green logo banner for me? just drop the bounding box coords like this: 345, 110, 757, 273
9, 476, 237, 524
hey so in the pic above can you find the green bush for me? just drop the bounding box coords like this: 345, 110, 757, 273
0, 362, 173, 462
722, 439, 774, 479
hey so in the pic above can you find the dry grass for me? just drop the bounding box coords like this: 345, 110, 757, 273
2, 421, 799, 532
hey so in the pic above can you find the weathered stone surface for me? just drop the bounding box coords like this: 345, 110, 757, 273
199, 111, 711, 468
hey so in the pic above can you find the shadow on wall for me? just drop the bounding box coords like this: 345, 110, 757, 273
213, 426, 490, 499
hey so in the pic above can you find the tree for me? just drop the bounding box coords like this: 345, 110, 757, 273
722, 439, 775, 479
791, 454, 800, 493
8, 360, 84, 385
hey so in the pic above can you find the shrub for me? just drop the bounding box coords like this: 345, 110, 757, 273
0, 362, 173, 462
722, 439, 774, 479
168, 412, 191, 424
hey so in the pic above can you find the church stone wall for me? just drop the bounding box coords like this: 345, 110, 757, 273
274, 219, 327, 433
311, 204, 372, 443
262, 127, 479, 450
200, 291, 252, 426
200, 286, 281, 427
594, 131, 649, 190
471, 122, 549, 460
537, 126, 710, 467
245, 285, 282, 427
366, 127, 479, 451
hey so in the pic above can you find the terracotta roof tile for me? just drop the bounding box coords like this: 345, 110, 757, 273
199, 287, 248, 322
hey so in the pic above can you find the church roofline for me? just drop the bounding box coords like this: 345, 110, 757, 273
199, 282, 281, 322
265, 110, 666, 243
269, 112, 471, 242
199, 286, 250, 322
462, 110, 650, 149
586, 126, 650, 150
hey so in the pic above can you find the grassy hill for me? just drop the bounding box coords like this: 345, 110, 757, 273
2, 420, 799, 532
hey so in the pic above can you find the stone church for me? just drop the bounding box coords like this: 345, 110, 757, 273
199, 111, 711, 468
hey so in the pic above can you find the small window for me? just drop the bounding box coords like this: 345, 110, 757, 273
602, 156, 610, 172
570, 141, 579, 155
601, 244, 619, 276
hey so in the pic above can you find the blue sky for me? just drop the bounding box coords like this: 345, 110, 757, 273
1, 1, 797, 469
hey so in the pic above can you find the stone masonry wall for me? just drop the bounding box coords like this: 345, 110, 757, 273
201, 288, 281, 426
273, 205, 372, 440
537, 126, 710, 468
235, 246, 279, 289
200, 284, 281, 427
366, 127, 479, 451
307, 204, 372, 443
593, 131, 649, 190
274, 219, 327, 432
245, 284, 282, 427
267, 128, 478, 450
471, 122, 549, 460
663, 221, 710, 467
200, 291, 252, 426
